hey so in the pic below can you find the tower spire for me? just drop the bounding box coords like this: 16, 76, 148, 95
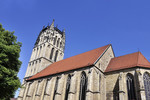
50, 19, 55, 29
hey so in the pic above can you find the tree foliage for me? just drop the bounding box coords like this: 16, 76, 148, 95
0, 24, 22, 100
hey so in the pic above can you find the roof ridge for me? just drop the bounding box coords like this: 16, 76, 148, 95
47, 45, 110, 65
64, 44, 111, 60
113, 51, 140, 59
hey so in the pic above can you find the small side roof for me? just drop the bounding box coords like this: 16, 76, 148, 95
28, 44, 110, 80
105, 52, 150, 72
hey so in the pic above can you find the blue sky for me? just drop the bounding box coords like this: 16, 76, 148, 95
1, 0, 150, 97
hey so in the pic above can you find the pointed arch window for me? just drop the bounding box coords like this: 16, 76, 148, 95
54, 50, 58, 62
54, 36, 57, 45
65, 75, 71, 100
126, 73, 136, 100
53, 77, 59, 100
79, 72, 87, 100
143, 72, 150, 100
57, 38, 60, 47
50, 48, 54, 60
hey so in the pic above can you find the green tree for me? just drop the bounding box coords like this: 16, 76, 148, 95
0, 24, 22, 100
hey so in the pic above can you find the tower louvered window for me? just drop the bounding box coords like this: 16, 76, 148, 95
65, 75, 71, 100
50, 48, 54, 60
54, 50, 58, 62
126, 73, 136, 100
143, 72, 150, 100
79, 72, 87, 100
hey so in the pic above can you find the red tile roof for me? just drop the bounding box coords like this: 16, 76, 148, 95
28, 44, 110, 80
105, 52, 150, 72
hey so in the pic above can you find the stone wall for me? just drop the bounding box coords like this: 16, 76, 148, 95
18, 66, 105, 100
105, 68, 150, 100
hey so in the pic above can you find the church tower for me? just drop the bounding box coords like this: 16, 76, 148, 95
24, 20, 65, 80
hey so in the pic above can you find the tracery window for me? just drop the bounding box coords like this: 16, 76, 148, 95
53, 77, 59, 100
57, 38, 60, 47
54, 50, 58, 62
50, 48, 54, 60
54, 36, 57, 45
126, 73, 136, 100
143, 72, 150, 100
65, 75, 71, 100
79, 72, 87, 100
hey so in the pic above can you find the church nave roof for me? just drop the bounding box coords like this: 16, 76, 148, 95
28, 44, 110, 80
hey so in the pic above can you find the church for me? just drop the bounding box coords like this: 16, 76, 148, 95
18, 20, 150, 100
